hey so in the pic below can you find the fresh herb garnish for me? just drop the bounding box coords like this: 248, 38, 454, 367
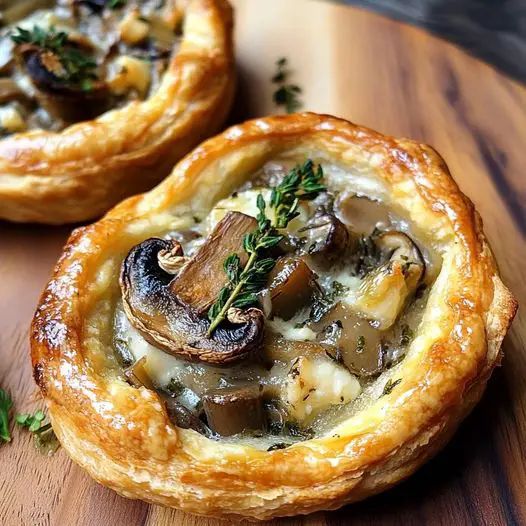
16, 410, 60, 455
108, 0, 126, 8
15, 410, 46, 432
167, 379, 185, 396
0, 388, 13, 443
301, 280, 349, 326
207, 160, 326, 335
354, 233, 382, 277
400, 324, 414, 346
382, 378, 402, 396
272, 57, 302, 113
11, 26, 97, 86
285, 421, 314, 439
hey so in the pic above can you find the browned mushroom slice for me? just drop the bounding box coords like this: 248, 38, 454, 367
352, 232, 425, 329
376, 231, 425, 289
19, 46, 111, 122
120, 217, 265, 365
299, 212, 350, 267
267, 256, 318, 320
336, 194, 391, 234
123, 355, 210, 434
171, 211, 257, 314
202, 385, 265, 436
159, 391, 211, 436
124, 356, 155, 389
313, 303, 386, 378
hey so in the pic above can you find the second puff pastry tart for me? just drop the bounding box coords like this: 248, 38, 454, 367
31, 113, 516, 520
0, 0, 234, 224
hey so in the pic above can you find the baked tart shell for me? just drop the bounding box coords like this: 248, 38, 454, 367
0, 0, 234, 224
31, 113, 517, 520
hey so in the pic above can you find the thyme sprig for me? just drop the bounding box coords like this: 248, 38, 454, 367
207, 160, 326, 335
16, 410, 60, 455
272, 57, 302, 113
11, 26, 97, 87
0, 388, 13, 443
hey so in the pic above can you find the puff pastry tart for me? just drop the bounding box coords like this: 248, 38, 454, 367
31, 113, 517, 520
0, 0, 234, 224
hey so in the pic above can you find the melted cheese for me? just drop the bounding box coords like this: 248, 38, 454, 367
283, 356, 361, 422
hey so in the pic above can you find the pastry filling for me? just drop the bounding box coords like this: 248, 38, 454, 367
0, 0, 182, 136
114, 160, 438, 449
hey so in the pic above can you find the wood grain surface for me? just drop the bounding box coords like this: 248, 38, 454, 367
1, 1, 525, 525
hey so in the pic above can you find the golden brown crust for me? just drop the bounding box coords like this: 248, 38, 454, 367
31, 113, 517, 519
0, 0, 235, 224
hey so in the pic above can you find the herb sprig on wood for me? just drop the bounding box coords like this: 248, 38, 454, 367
207, 160, 326, 335
11, 26, 97, 89
16, 410, 60, 455
272, 57, 302, 113
0, 388, 13, 442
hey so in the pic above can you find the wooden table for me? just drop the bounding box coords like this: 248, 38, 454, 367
1, 1, 525, 524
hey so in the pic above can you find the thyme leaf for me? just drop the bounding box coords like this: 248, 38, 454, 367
16, 409, 60, 455
382, 378, 402, 397
400, 324, 414, 346
207, 160, 326, 335
271, 57, 302, 113
0, 388, 13, 443
11, 26, 97, 86
108, 0, 127, 8
299, 280, 349, 326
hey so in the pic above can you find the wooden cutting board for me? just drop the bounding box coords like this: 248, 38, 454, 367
1, 1, 525, 524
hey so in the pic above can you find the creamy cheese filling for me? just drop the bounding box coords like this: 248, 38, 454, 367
112, 160, 437, 447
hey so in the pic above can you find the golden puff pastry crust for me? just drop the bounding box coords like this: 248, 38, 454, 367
31, 113, 517, 520
0, 0, 234, 224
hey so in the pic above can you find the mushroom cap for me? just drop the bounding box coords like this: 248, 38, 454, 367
120, 238, 265, 366
21, 46, 111, 122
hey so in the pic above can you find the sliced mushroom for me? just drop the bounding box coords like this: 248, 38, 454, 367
336, 194, 391, 235
313, 303, 386, 378
376, 231, 425, 289
202, 384, 265, 436
299, 212, 350, 267
171, 211, 257, 314
121, 217, 265, 366
160, 391, 211, 436
352, 232, 425, 329
19, 47, 111, 122
124, 356, 155, 389
267, 256, 318, 320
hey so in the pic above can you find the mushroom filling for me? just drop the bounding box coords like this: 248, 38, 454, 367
0, 0, 182, 135
114, 160, 438, 449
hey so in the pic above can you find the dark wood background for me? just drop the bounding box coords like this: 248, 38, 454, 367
343, 0, 526, 84
1, 1, 525, 525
